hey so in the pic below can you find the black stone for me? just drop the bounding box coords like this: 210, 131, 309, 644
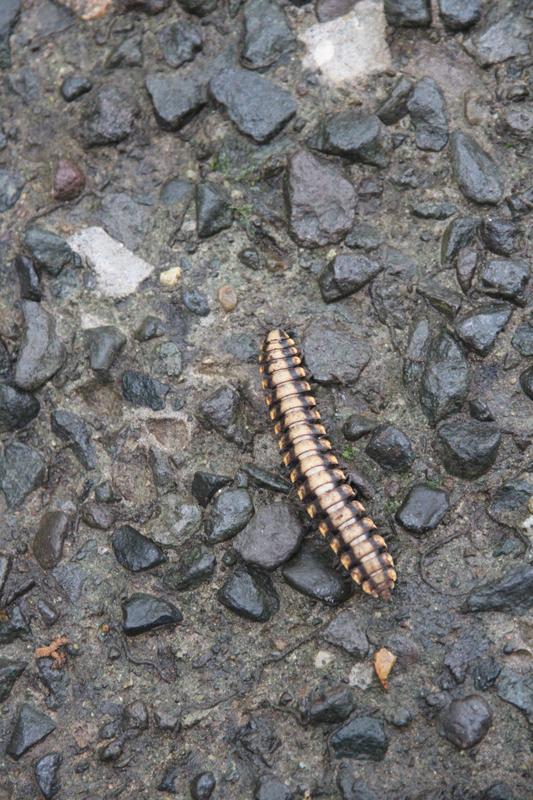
23, 227, 75, 276
322, 610, 369, 658
178, 0, 217, 15
519, 366, 533, 400
196, 183, 233, 239
37, 657, 69, 710
0, 169, 24, 212
439, 695, 492, 749
51, 409, 97, 470
135, 316, 166, 342
487, 480, 533, 529
456, 248, 479, 294
241, 465, 291, 494
0, 606, 30, 645
454, 304, 512, 355
14, 254, 41, 301
238, 248, 263, 270
365, 424, 414, 471
481, 218, 522, 256
210, 68, 296, 144
233, 500, 303, 570
466, 565, 533, 613
190, 771, 216, 800
377, 76, 413, 125
242, 0, 295, 70
282, 541, 352, 606
183, 289, 210, 316
6, 704, 55, 760
449, 131, 504, 205
123, 700, 149, 730
313, 111, 391, 168
200, 385, 251, 447
0, 383, 40, 433
512, 323, 533, 356
480, 258, 529, 306
60, 75, 93, 101
0, 441, 46, 508
302, 321, 370, 386
438, 0, 480, 30
396, 484, 449, 534
0, 658, 27, 702
86, 326, 126, 378
344, 223, 384, 252
158, 21, 202, 68
217, 565, 279, 622
342, 414, 377, 442
121, 593, 182, 635
191, 471, 231, 507
255, 776, 292, 800
403, 317, 430, 386
436, 417, 501, 479
496, 667, 533, 724
384, 0, 431, 27
301, 685, 356, 725
419, 330, 470, 425
122, 370, 169, 411
14, 301, 66, 391
407, 78, 448, 151
161, 545, 215, 591
411, 201, 457, 220
440, 216, 479, 266
145, 73, 206, 131
81, 86, 137, 146
319, 254, 383, 303
106, 36, 143, 68
33, 510, 70, 570
330, 716, 388, 760
158, 766, 178, 794
122, 0, 170, 11
204, 487, 254, 543
112, 525, 167, 572
417, 280, 462, 318
469, 399, 494, 422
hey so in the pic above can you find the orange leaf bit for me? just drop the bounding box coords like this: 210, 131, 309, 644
374, 647, 397, 690
35, 636, 70, 669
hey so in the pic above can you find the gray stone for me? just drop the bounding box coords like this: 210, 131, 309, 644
519, 366, 533, 401
0, 383, 40, 433
204, 487, 254, 543
0, 606, 30, 645
6, 704, 55, 760
81, 86, 137, 146
465, 11, 532, 67
178, 0, 217, 15
377, 76, 413, 125
162, 544, 215, 591
196, 183, 233, 238
302, 685, 356, 725
488, 480, 533, 529
419, 331, 470, 426
480, 258, 529, 306
23, 227, 76, 276
210, 68, 296, 143
285, 150, 356, 247
403, 318, 430, 387
200, 385, 251, 448
449, 132, 504, 205
417, 280, 462, 318
322, 610, 369, 658
302, 320, 370, 385
112, 525, 167, 572
396, 484, 449, 533
319, 254, 383, 302
440, 217, 480, 266
384, 0, 431, 28
217, 565, 279, 622
33, 511, 70, 570
183, 289, 210, 316
106, 36, 143, 68
439, 695, 492, 749
345, 223, 384, 252
0, 441, 46, 508
191, 471, 231, 507
282, 541, 352, 606
51, 409, 97, 470
14, 255, 41, 301
365, 424, 414, 471
0, 0, 21, 69
0, 658, 27, 703
145, 73, 206, 131
158, 21, 202, 67
370, 248, 418, 329
481, 218, 522, 256
497, 667, 533, 724
438, 0, 480, 31
85, 325, 126, 378
190, 772, 216, 800
467, 565, 533, 613
342, 414, 377, 442
242, 0, 295, 69
0, 169, 24, 212
330, 716, 388, 760
121, 370, 169, 411
121, 593, 182, 634
407, 78, 448, 151
60, 74, 92, 101
313, 111, 392, 167
411, 201, 457, 220
14, 302, 66, 391
454, 304, 512, 355
35, 752, 62, 799
456, 249, 479, 293
233, 500, 303, 569
436, 417, 501, 479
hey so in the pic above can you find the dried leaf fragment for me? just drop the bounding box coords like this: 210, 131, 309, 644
374, 646, 396, 690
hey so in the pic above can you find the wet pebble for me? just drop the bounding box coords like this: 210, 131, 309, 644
403, 317, 430, 386
456, 248, 479, 294
467, 564, 533, 613
285, 150, 356, 247
440, 216, 479, 266
302, 320, 370, 385
481, 218, 522, 256
122, 593, 182, 635
439, 695, 492, 749
33, 510, 70, 570
162, 544, 215, 591
322, 610, 368, 658
479, 258, 530, 306
0, 441, 46, 508
81, 501, 115, 530
6, 704, 55, 760
438, 0, 480, 31
384, 0, 431, 27
330, 716, 388, 760
81, 85, 137, 146
123, 700, 149, 731
417, 279, 462, 318
396, 484, 449, 534
519, 366, 533, 400
191, 470, 231, 507
158, 20, 202, 68
122, 370, 169, 411
190, 771, 216, 799
0, 606, 30, 645
465, 10, 531, 67
436, 417, 501, 478
0, 658, 27, 703
282, 541, 352, 606
242, 0, 294, 69
86, 325, 126, 378
449, 131, 504, 205
60, 75, 92, 101
407, 77, 448, 151
0, 383, 40, 433
233, 500, 303, 569
217, 564, 280, 621
342, 414, 377, 442
135, 316, 166, 342
365, 424, 414, 472
0, 169, 24, 212
24, 227, 76, 276
183, 289, 210, 316
218, 285, 238, 312
377, 76, 413, 125
145, 73, 206, 131
196, 183, 232, 239
14, 301, 66, 390
301, 685, 356, 725
51, 409, 97, 469
112, 525, 167, 572
14, 254, 41, 301
200, 385, 251, 447
344, 223, 384, 252
313, 110, 391, 168
454, 304, 512, 355
204, 487, 254, 543
419, 330, 470, 426
512, 323, 533, 357
238, 247, 263, 270
241, 465, 290, 494
411, 200, 457, 220
0, 0, 21, 69
496, 667, 533, 724
53, 159, 85, 201
319, 254, 383, 303
210, 67, 296, 144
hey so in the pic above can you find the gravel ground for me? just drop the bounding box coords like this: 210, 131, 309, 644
0, 1, 532, 798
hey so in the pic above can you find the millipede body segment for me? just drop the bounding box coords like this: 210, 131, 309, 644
259, 329, 396, 600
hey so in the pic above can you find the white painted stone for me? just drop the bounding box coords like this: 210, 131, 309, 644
314, 649, 335, 668
348, 661, 374, 690
300, 0, 391, 88
68, 226, 154, 299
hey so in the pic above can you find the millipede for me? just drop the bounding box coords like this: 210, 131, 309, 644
259, 328, 397, 600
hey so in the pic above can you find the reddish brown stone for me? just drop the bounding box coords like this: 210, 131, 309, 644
53, 159, 86, 201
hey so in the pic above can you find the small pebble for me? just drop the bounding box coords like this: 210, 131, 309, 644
159, 267, 182, 289
218, 285, 238, 312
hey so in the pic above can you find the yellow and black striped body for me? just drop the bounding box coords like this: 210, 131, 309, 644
259, 329, 396, 600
